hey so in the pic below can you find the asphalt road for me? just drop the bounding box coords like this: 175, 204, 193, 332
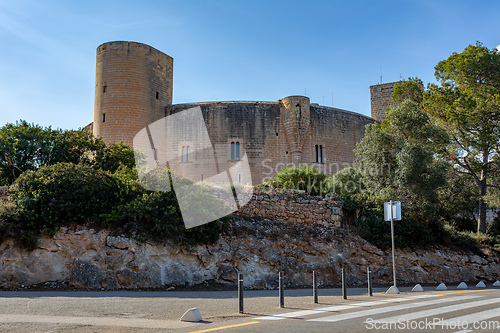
0, 287, 500, 332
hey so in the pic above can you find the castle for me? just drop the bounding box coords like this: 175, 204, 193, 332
87, 41, 397, 185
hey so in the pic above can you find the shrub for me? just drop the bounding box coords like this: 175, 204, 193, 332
326, 167, 364, 196
358, 214, 433, 249
270, 165, 327, 196
101, 189, 229, 246
0, 201, 20, 239
10, 163, 126, 239
489, 214, 500, 236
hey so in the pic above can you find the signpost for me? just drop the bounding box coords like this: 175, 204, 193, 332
384, 201, 401, 291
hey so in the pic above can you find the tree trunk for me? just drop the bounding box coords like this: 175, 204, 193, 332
477, 152, 488, 234
477, 192, 487, 234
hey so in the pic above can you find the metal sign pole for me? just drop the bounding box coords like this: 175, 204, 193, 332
390, 200, 396, 288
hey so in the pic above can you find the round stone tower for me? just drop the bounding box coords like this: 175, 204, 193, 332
93, 41, 173, 146
280, 96, 311, 165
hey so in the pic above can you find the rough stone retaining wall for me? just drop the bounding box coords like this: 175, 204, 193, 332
235, 188, 343, 227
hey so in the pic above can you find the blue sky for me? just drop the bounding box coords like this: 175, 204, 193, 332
1, 0, 499, 130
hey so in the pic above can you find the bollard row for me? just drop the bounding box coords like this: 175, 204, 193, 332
237, 267, 376, 314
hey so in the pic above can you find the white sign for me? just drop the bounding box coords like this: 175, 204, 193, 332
384, 201, 401, 221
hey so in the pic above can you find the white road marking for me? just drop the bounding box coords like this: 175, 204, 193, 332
439, 306, 500, 327
369, 297, 500, 324
255, 294, 440, 320
309, 295, 479, 322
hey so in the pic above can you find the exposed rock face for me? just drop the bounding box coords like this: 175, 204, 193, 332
1, 218, 499, 290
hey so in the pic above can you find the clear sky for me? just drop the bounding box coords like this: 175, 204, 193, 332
1, 0, 499, 130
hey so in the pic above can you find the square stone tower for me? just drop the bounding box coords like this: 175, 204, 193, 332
370, 82, 399, 122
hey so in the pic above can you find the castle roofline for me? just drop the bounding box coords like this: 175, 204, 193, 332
171, 100, 374, 122
369, 81, 401, 88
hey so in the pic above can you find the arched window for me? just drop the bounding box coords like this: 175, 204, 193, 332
231, 142, 235, 160
319, 145, 323, 163
314, 145, 319, 163
235, 142, 240, 160
181, 145, 192, 163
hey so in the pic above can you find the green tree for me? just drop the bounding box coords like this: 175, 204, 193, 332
0, 120, 106, 185
392, 77, 425, 104
327, 167, 364, 196
355, 100, 449, 225
423, 42, 500, 233
95, 142, 137, 174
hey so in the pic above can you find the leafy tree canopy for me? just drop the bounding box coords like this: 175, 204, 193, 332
392, 77, 425, 105
0, 120, 137, 185
355, 100, 449, 225
423, 42, 500, 233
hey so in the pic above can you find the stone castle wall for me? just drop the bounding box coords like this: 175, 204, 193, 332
165, 101, 374, 184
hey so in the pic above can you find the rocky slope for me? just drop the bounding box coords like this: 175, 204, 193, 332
1, 216, 499, 290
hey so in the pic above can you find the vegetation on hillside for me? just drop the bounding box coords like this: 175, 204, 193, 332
0, 122, 228, 249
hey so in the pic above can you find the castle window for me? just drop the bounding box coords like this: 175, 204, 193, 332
102, 113, 106, 123
314, 145, 324, 163
180, 143, 193, 163
238, 173, 242, 183
156, 92, 159, 100
230, 141, 240, 160
103, 86, 107, 93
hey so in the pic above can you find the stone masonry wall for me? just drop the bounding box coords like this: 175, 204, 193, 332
167, 100, 375, 185
235, 188, 342, 227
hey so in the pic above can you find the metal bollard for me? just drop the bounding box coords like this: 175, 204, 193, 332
238, 273, 244, 313
279, 271, 284, 308
313, 270, 318, 303
367, 267, 373, 296
342, 268, 347, 300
